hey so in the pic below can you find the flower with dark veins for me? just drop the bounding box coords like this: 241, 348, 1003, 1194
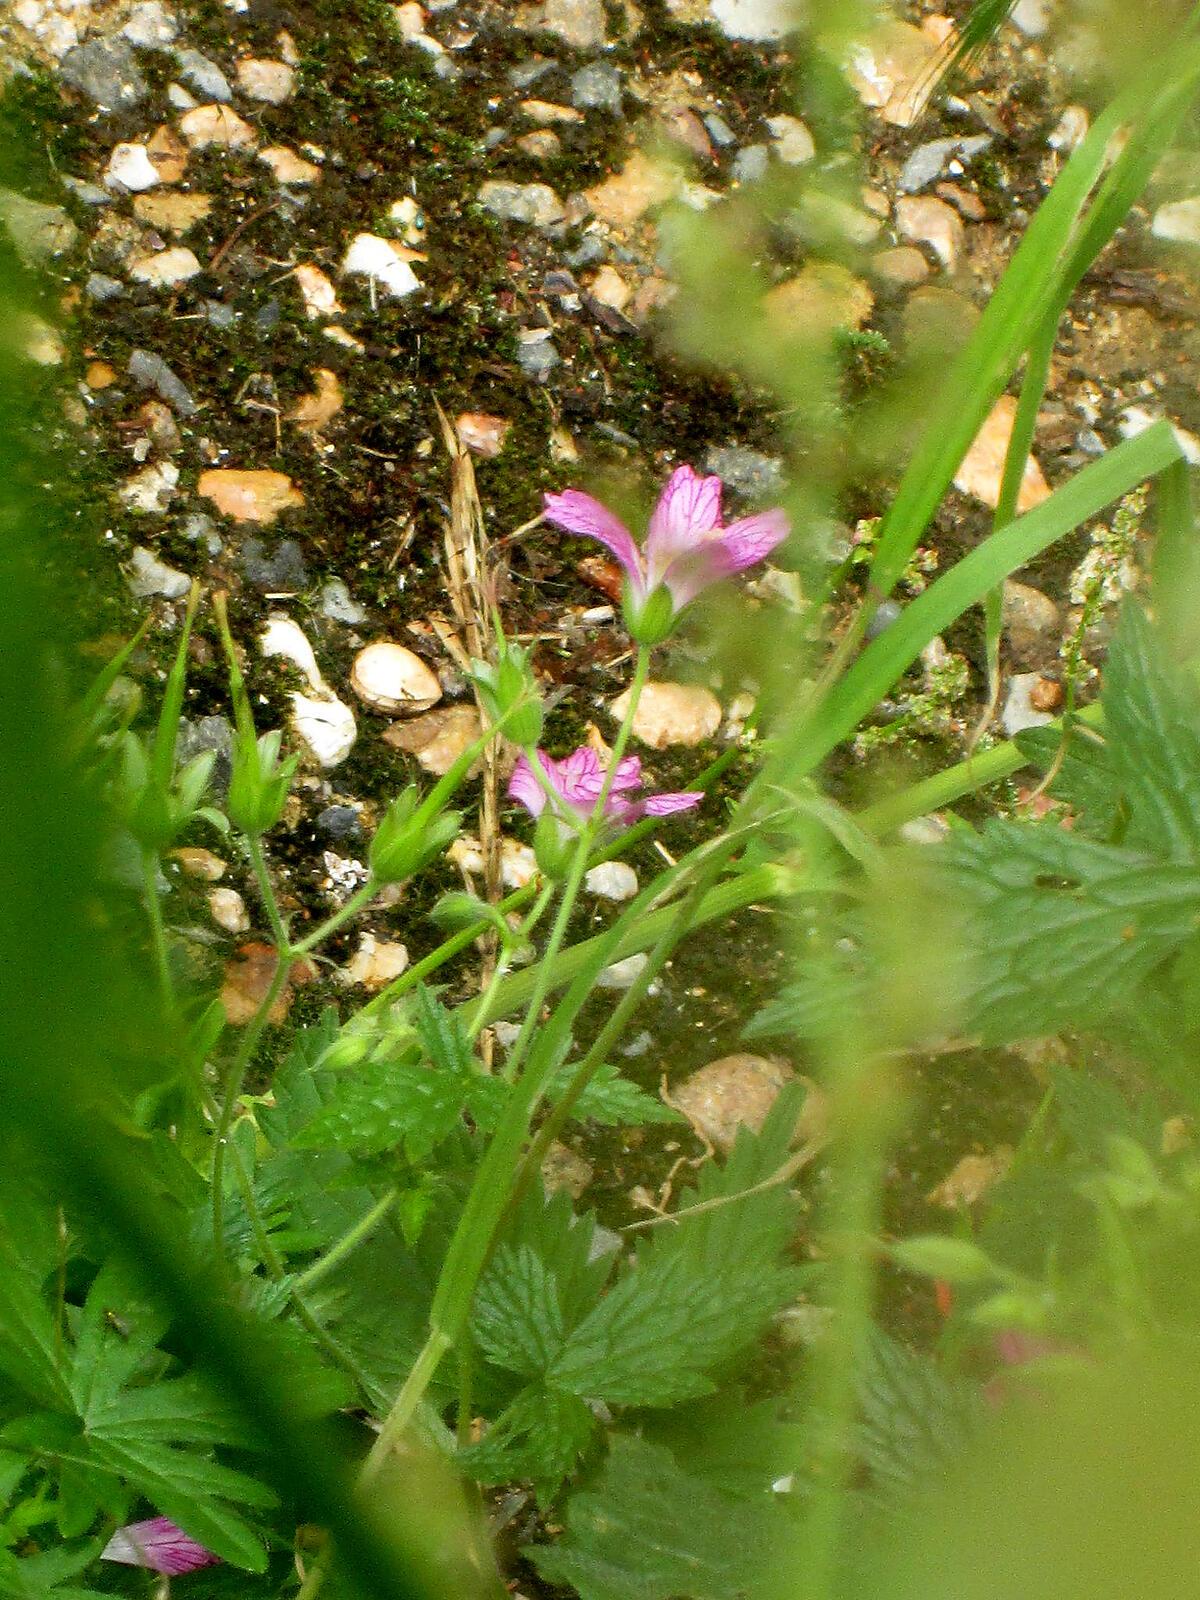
101, 1517, 221, 1576
543, 464, 789, 642
509, 746, 700, 829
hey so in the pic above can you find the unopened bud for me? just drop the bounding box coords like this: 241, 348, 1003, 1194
623, 582, 676, 647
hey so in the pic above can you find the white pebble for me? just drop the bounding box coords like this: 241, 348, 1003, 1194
290, 692, 357, 766
585, 860, 638, 901
260, 615, 324, 692
104, 143, 161, 192
342, 234, 422, 299
209, 886, 250, 933
350, 641, 441, 714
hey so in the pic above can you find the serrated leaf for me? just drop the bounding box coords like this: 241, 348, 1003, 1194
460, 1384, 595, 1502
528, 1435, 789, 1600
856, 1330, 983, 1501
1013, 723, 1125, 840
473, 1245, 567, 1377
549, 1062, 685, 1128
1103, 603, 1200, 859
940, 821, 1200, 1043
413, 985, 473, 1077
546, 1090, 804, 1407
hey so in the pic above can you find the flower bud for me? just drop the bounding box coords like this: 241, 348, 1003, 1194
623, 582, 676, 647
370, 787, 462, 884
469, 642, 544, 747
228, 728, 297, 837
533, 810, 574, 880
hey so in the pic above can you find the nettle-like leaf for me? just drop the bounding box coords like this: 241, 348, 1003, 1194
527, 1434, 791, 1600
939, 820, 1200, 1044
292, 990, 505, 1162
1013, 723, 1125, 841
855, 1330, 983, 1502
0, 1266, 273, 1571
0, 1541, 107, 1600
547, 1061, 685, 1129
468, 1094, 804, 1494
459, 1384, 595, 1502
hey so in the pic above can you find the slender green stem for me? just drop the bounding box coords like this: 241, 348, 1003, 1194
365, 650, 655, 1462
360, 1328, 452, 1487
225, 1141, 376, 1393
142, 850, 174, 1011
469, 882, 555, 1055
246, 834, 290, 953
512, 883, 703, 1212
211, 952, 292, 1253
292, 876, 382, 957
456, 1339, 475, 1449
297, 1189, 399, 1292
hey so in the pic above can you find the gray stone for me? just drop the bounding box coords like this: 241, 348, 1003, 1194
1002, 671, 1054, 737
709, 0, 798, 41
1001, 579, 1060, 669
516, 336, 560, 380
128, 348, 196, 416
320, 578, 369, 625
478, 180, 566, 229
527, 0, 606, 49
864, 598, 903, 640
703, 112, 738, 147
205, 301, 237, 330
173, 47, 232, 102
703, 444, 784, 500
254, 299, 282, 333
60, 38, 148, 111
177, 714, 234, 798
898, 135, 991, 194
241, 538, 310, 592
85, 272, 125, 302
181, 511, 222, 554
63, 177, 111, 206
0, 191, 77, 267
317, 804, 363, 844
127, 546, 190, 599
509, 59, 555, 89
1077, 428, 1105, 456
123, 2, 179, 47
570, 61, 623, 113
732, 144, 769, 184
565, 234, 607, 268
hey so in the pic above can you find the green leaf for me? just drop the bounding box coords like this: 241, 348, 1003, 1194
546, 1090, 804, 1407
460, 1384, 595, 1502
856, 1330, 984, 1501
549, 1062, 685, 1128
1102, 603, 1200, 859
528, 1434, 789, 1600
473, 1245, 567, 1378
412, 985, 473, 1077
1013, 722, 1124, 840
940, 821, 1200, 1044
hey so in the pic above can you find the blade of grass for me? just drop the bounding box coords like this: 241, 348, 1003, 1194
766, 422, 1182, 788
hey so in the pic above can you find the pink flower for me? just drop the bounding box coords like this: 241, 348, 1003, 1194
543, 464, 789, 620
508, 746, 701, 829
101, 1517, 220, 1577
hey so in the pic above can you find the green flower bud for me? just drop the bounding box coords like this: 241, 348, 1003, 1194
533, 810, 574, 880
470, 641, 544, 747
623, 582, 677, 647
889, 1235, 998, 1286
370, 787, 462, 884
228, 728, 297, 837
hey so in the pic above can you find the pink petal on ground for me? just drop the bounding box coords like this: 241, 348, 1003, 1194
641, 791, 703, 816
508, 754, 549, 818
646, 465, 723, 578
102, 1518, 220, 1577
543, 491, 646, 595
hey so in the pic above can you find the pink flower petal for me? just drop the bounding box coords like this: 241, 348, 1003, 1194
710, 508, 791, 573
508, 754, 548, 818
609, 755, 643, 794
551, 746, 605, 811
543, 491, 646, 596
645, 465, 723, 580
660, 508, 791, 608
641, 791, 703, 816
102, 1518, 220, 1577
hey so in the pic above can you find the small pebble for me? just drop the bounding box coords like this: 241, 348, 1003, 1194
199, 469, 305, 524
350, 641, 442, 714
104, 142, 161, 191
179, 104, 258, 150
478, 180, 566, 229
895, 194, 965, 271
171, 847, 227, 880
611, 681, 722, 749
128, 347, 196, 415
126, 545, 189, 598
120, 462, 179, 513
235, 58, 295, 104
342, 234, 422, 299
585, 860, 638, 901
571, 61, 623, 113
240, 537, 309, 591
128, 247, 202, 288
173, 47, 232, 101
209, 886, 250, 933
86, 272, 125, 302
290, 692, 357, 766
339, 933, 410, 990
670, 1054, 793, 1153
1002, 671, 1055, 737
261, 615, 324, 692
320, 578, 368, 625
317, 804, 363, 844
596, 952, 650, 991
